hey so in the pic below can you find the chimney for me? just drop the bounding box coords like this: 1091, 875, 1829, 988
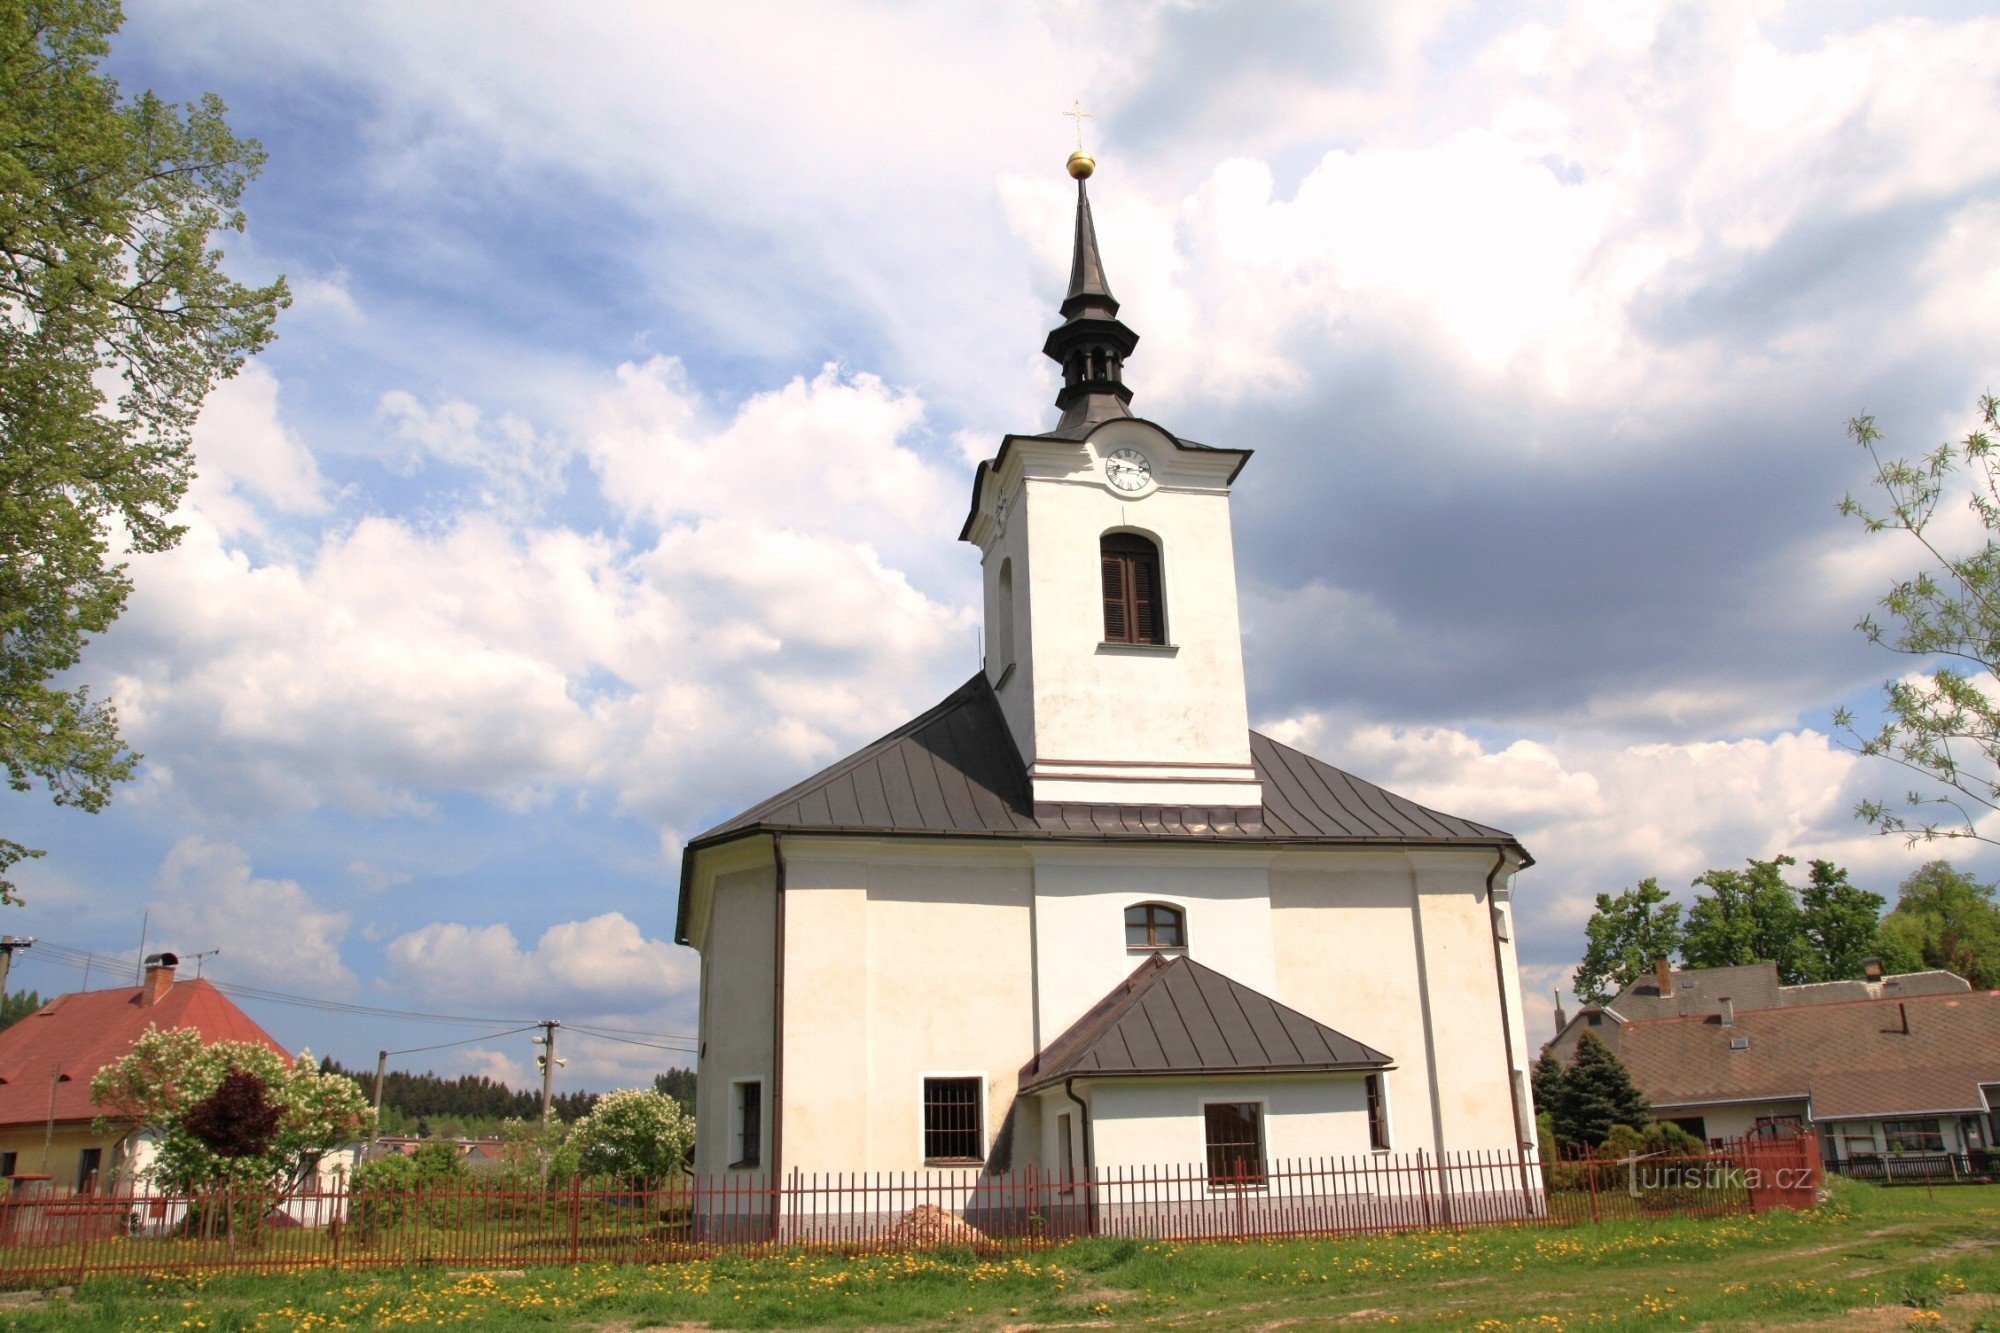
1553, 989, 1568, 1032
1654, 957, 1675, 998
141, 952, 179, 1006
1718, 997, 1735, 1027
1863, 956, 1883, 982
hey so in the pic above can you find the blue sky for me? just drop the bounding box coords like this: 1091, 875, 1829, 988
8, 1, 2000, 1092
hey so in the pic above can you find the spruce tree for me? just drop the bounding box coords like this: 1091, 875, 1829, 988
1554, 1031, 1650, 1148
1530, 1049, 1565, 1118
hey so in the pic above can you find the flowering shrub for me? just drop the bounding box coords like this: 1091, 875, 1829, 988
569, 1088, 693, 1183
90, 1026, 374, 1194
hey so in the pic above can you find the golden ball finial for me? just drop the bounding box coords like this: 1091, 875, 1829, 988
1067, 149, 1095, 180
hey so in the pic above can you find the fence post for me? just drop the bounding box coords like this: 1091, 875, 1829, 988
1583, 1145, 1600, 1223
567, 1176, 582, 1264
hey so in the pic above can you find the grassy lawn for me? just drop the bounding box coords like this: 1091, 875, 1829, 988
2, 1180, 1997, 1329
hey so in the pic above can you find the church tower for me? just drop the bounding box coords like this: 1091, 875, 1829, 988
961, 152, 1260, 809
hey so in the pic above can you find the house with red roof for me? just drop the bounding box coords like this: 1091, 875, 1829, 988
0, 953, 287, 1192
1547, 959, 2000, 1171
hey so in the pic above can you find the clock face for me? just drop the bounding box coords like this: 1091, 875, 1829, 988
1104, 447, 1153, 493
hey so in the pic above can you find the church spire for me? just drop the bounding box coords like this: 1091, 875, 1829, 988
1043, 150, 1139, 432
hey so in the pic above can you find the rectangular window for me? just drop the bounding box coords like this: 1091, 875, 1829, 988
1365, 1075, 1390, 1150
1204, 1101, 1265, 1186
923, 1077, 984, 1163
76, 1146, 102, 1193
1056, 1111, 1075, 1192
0, 1151, 15, 1177
732, 1081, 762, 1168
1882, 1119, 1944, 1153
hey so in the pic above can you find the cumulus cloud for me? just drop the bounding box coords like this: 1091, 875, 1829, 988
108, 356, 972, 837
149, 837, 356, 996
185, 364, 331, 539
380, 389, 566, 516
383, 912, 694, 1008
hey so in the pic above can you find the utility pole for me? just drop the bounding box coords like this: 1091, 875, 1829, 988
0, 937, 32, 997
534, 1021, 562, 1125
373, 1050, 389, 1149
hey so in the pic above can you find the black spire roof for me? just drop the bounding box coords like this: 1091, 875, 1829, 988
1043, 177, 1140, 432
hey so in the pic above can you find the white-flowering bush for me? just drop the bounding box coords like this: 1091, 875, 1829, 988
91, 1026, 374, 1193
568, 1088, 693, 1182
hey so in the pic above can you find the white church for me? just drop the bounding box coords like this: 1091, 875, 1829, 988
676, 151, 1536, 1199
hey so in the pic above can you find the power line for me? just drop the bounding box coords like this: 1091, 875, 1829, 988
379, 1026, 543, 1058
16, 937, 700, 1044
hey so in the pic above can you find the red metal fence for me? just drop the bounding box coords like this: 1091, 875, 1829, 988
0, 1138, 1818, 1286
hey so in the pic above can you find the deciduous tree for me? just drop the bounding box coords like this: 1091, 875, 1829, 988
1574, 878, 1685, 1004
0, 0, 288, 900
1681, 856, 1813, 983
1835, 394, 2000, 847
1797, 858, 1886, 982
1876, 860, 2000, 988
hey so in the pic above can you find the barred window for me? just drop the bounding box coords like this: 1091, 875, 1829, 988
1204, 1101, 1265, 1186
1365, 1074, 1390, 1151
923, 1077, 984, 1163
732, 1081, 762, 1168
1124, 902, 1186, 951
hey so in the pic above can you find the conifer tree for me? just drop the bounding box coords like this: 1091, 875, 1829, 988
1530, 1048, 1565, 1118
1553, 1031, 1650, 1148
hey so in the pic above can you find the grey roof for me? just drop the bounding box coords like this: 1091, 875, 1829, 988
1019, 953, 1392, 1092
1063, 178, 1116, 316
1603, 963, 1972, 1023
677, 674, 1524, 941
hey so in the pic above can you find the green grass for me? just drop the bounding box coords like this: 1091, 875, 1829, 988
3, 1180, 1997, 1329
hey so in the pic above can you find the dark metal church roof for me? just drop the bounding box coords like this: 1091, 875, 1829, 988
1019, 953, 1392, 1092
677, 674, 1524, 941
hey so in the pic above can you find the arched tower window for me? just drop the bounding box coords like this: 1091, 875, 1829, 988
1100, 532, 1164, 645
992, 558, 1015, 670
1125, 902, 1186, 951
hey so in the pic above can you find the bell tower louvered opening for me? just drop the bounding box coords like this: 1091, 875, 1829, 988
1100, 532, 1164, 645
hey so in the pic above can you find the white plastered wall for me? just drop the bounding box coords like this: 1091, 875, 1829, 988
777, 840, 1036, 1173
1028, 844, 1277, 1044
692, 856, 777, 1176
970, 421, 1258, 806
1081, 1075, 1376, 1171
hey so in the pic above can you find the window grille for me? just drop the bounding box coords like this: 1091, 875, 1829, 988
733, 1082, 762, 1167
923, 1077, 984, 1163
1204, 1101, 1265, 1186
1365, 1074, 1390, 1150
1101, 533, 1165, 645
1124, 902, 1186, 950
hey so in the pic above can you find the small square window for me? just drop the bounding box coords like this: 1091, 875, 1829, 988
923, 1077, 984, 1163
1204, 1101, 1264, 1186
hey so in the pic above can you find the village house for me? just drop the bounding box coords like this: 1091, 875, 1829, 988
0, 953, 287, 1192
1546, 959, 2000, 1168
676, 153, 1537, 1192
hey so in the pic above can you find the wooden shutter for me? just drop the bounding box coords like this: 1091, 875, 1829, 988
1131, 551, 1160, 644
1101, 551, 1129, 642
1101, 533, 1164, 646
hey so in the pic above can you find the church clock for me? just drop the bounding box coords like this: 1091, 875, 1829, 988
1104, 447, 1152, 493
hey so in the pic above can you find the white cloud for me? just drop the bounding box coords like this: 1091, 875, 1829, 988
380, 389, 565, 516
111, 357, 973, 836
1259, 705, 1943, 1002
185, 364, 331, 538
150, 837, 356, 996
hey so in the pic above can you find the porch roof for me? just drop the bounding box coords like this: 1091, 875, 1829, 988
1019, 954, 1391, 1093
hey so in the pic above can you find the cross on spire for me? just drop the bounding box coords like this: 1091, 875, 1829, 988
1062, 100, 1093, 151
